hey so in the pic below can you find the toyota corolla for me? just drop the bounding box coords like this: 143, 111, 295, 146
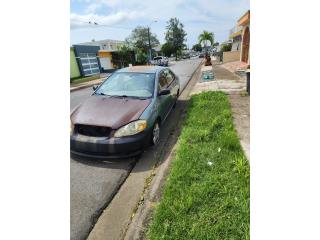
70, 66, 180, 158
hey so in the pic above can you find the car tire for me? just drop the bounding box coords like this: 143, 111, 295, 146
150, 121, 160, 146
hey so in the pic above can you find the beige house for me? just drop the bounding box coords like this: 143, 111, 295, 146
223, 10, 250, 64
238, 10, 250, 64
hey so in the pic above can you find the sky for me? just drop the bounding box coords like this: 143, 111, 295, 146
70, 0, 249, 47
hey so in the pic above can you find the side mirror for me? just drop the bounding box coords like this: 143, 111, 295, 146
158, 89, 170, 96
92, 85, 98, 91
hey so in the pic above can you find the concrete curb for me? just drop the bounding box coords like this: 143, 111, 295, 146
70, 80, 103, 92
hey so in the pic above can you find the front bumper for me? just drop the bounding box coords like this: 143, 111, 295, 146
70, 129, 151, 159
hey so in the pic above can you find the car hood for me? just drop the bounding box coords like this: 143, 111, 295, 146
71, 96, 151, 129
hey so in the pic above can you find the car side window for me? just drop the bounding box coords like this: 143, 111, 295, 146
158, 71, 168, 91
166, 70, 175, 85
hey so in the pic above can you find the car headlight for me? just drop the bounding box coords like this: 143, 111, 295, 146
114, 120, 147, 138
70, 120, 74, 134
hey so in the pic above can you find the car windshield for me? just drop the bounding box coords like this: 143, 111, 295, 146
153, 57, 162, 60
95, 72, 155, 98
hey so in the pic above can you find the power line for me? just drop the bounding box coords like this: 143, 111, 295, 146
71, 20, 132, 30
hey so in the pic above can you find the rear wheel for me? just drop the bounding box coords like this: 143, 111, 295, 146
151, 121, 160, 146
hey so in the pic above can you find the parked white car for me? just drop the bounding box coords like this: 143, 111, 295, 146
151, 56, 169, 66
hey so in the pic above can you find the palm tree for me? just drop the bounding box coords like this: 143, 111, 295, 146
198, 31, 214, 53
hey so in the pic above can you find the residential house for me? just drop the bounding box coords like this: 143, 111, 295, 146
77, 39, 135, 71
70, 47, 81, 79
217, 39, 233, 52
78, 39, 124, 51
229, 26, 243, 52
78, 39, 123, 72
73, 45, 101, 77
70, 39, 137, 79
238, 10, 250, 64
221, 26, 242, 63
221, 10, 250, 64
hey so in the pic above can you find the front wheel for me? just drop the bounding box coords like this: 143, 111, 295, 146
150, 121, 160, 146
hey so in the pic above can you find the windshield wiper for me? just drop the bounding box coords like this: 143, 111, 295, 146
107, 95, 149, 100
95, 92, 106, 96
113, 95, 129, 98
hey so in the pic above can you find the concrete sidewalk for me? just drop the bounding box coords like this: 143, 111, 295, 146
191, 59, 246, 95
70, 73, 110, 92
228, 94, 250, 161
211, 59, 241, 80
70, 79, 103, 92
190, 60, 250, 161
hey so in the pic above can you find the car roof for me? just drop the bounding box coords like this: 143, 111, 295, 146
116, 65, 166, 74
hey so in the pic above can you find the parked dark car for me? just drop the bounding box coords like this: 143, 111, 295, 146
199, 53, 205, 58
70, 66, 180, 159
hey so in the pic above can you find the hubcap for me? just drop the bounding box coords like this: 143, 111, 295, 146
153, 123, 160, 145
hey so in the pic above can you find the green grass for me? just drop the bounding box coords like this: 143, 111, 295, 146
147, 91, 250, 240
70, 75, 100, 85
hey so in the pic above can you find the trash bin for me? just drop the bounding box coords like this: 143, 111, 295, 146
246, 69, 250, 95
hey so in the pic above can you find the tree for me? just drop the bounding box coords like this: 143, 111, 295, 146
116, 44, 132, 68
198, 31, 214, 52
126, 26, 160, 57
192, 43, 202, 52
161, 42, 175, 57
164, 18, 187, 60
135, 49, 148, 65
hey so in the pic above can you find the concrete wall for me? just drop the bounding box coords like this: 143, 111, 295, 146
223, 51, 240, 63
70, 48, 80, 79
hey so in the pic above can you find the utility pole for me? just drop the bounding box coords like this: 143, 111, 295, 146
147, 20, 157, 64
148, 27, 151, 64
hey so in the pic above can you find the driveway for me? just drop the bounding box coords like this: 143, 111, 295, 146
70, 58, 202, 240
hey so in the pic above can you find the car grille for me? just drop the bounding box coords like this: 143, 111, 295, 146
75, 124, 111, 137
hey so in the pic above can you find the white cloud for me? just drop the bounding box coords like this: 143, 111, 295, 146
70, 11, 144, 29
85, 3, 101, 14
72, 0, 249, 26
71, 0, 249, 44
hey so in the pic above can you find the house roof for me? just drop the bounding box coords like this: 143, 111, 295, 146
237, 10, 250, 26
77, 39, 125, 45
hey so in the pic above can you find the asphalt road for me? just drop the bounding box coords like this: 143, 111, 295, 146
70, 58, 202, 240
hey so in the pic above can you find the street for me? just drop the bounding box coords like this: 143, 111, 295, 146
70, 58, 202, 240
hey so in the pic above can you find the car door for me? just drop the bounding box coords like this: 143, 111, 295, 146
167, 69, 179, 103
165, 69, 180, 110
157, 70, 171, 121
